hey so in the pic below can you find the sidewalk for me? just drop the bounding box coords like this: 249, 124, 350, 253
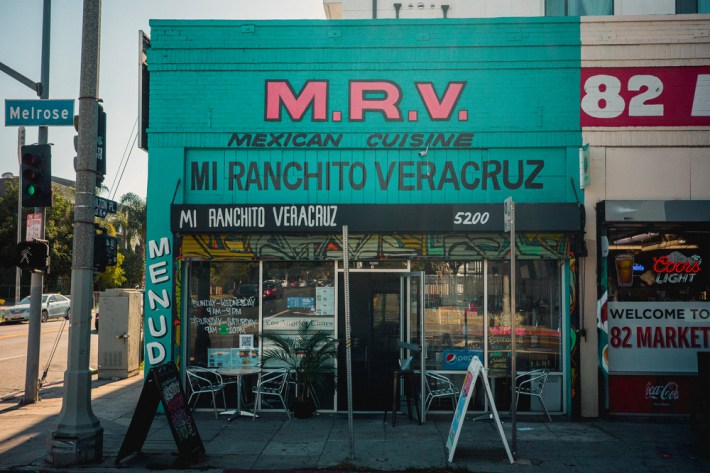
0, 374, 708, 473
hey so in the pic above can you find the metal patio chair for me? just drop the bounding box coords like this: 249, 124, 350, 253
424, 372, 459, 414
251, 368, 292, 421
186, 366, 227, 419
512, 368, 552, 422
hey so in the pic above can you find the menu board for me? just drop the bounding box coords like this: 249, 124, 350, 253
487, 351, 510, 378
207, 347, 259, 368
315, 287, 335, 315
116, 362, 204, 466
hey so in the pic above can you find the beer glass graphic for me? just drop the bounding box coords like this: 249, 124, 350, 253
615, 254, 634, 287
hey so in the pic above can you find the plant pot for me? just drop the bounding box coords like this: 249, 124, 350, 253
290, 398, 316, 419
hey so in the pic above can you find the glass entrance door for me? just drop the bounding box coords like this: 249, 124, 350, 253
400, 271, 426, 420
337, 272, 401, 411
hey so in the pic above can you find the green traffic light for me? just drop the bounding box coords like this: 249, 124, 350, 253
26, 184, 36, 196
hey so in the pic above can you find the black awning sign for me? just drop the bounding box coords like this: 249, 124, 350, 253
171, 203, 583, 234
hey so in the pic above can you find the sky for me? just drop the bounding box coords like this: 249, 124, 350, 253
0, 0, 326, 201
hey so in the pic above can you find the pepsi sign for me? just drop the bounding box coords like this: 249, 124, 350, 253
442, 349, 483, 370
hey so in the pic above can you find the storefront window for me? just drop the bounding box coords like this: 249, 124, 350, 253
487, 260, 562, 375
605, 228, 710, 414
545, 0, 614, 16
262, 262, 336, 318
262, 261, 337, 410
606, 229, 710, 373
415, 260, 563, 375
422, 262, 485, 371
187, 261, 260, 368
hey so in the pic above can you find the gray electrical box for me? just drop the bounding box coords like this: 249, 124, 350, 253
98, 288, 142, 379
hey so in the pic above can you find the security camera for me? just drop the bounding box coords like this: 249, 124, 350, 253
418, 145, 429, 157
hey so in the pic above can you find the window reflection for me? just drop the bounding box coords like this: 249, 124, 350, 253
420, 260, 562, 374
487, 260, 562, 374
188, 261, 260, 368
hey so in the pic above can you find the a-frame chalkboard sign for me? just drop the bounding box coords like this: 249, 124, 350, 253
115, 361, 205, 466
445, 356, 513, 464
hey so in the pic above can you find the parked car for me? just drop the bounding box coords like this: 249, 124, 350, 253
4, 293, 71, 323
263, 281, 284, 300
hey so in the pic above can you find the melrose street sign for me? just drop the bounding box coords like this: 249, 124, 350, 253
5, 99, 75, 126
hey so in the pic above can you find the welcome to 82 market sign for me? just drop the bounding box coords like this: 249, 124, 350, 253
607, 301, 710, 373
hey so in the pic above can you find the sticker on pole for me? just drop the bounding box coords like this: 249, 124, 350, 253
504, 197, 513, 232
26, 213, 42, 241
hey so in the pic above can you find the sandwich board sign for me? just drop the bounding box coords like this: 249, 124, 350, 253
445, 356, 514, 464
116, 361, 204, 466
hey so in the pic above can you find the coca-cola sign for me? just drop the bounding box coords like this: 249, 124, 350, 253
645, 382, 680, 406
609, 375, 691, 414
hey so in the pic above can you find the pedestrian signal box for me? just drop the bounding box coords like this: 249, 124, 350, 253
16, 240, 50, 272
94, 233, 118, 272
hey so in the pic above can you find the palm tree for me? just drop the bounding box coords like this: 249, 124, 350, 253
260, 320, 338, 416
109, 193, 146, 287
118, 192, 146, 251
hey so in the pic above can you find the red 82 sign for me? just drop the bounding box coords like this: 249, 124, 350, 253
609, 326, 632, 349
580, 66, 710, 127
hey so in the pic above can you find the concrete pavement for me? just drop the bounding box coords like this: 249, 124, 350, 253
0, 373, 708, 473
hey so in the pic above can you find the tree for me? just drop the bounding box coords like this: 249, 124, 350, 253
0, 180, 28, 302
94, 222, 127, 290
44, 188, 75, 293
0, 179, 75, 298
109, 192, 146, 288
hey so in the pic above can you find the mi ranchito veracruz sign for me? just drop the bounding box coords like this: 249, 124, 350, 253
183, 75, 572, 204
170, 203, 583, 233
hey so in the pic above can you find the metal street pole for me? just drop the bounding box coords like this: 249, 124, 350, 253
21, 0, 51, 406
342, 225, 355, 460
509, 200, 517, 456
15, 126, 25, 306
48, 0, 103, 465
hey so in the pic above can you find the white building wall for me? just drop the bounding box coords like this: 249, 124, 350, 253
326, 0, 545, 19
580, 14, 710, 418
325, 0, 685, 19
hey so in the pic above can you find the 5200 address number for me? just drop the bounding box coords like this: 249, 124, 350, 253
453, 211, 490, 225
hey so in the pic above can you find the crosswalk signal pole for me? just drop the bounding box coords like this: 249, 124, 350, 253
21, 0, 52, 406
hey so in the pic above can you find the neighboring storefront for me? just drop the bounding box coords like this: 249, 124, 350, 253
597, 201, 710, 414
144, 17, 586, 415
580, 15, 710, 416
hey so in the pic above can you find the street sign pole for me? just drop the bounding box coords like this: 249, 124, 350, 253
15, 127, 25, 308
505, 196, 517, 457
22, 0, 52, 406
48, 0, 103, 465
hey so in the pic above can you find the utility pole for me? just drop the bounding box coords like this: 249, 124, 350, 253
21, 0, 52, 406
47, 0, 103, 464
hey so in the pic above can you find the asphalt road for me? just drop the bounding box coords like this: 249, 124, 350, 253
0, 314, 98, 400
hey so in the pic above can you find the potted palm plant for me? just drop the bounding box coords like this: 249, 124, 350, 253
260, 320, 338, 418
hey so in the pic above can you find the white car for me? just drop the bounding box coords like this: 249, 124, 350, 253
3, 293, 71, 323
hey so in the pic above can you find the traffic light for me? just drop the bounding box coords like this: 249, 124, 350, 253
94, 233, 117, 272
16, 240, 50, 272
20, 144, 52, 208
73, 102, 107, 187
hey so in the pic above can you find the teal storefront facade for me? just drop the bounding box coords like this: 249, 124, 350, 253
144, 18, 585, 415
